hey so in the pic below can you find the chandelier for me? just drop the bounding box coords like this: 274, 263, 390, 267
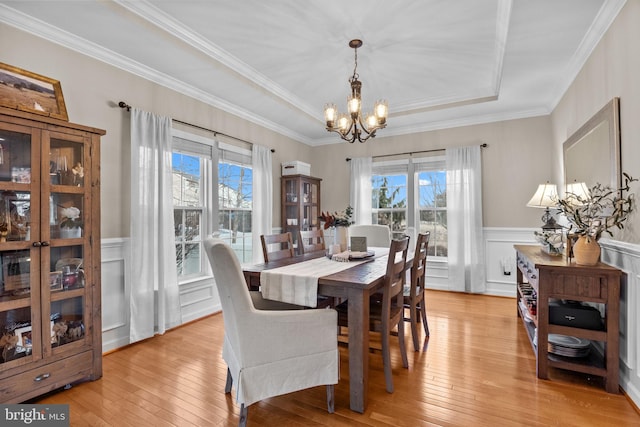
324, 39, 388, 143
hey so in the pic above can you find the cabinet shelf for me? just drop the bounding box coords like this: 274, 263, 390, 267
514, 245, 621, 393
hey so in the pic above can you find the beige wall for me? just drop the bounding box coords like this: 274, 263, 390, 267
0, 24, 313, 238
551, 0, 640, 244
312, 115, 554, 228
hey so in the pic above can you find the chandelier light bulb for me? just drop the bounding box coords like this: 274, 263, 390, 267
338, 114, 350, 132
374, 100, 388, 123
347, 95, 360, 116
324, 103, 337, 126
366, 112, 377, 128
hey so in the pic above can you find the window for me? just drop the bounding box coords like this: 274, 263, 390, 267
416, 168, 448, 257
172, 132, 254, 281
218, 145, 253, 263
172, 132, 214, 280
372, 156, 447, 257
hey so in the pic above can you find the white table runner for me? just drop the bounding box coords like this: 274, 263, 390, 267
260, 248, 388, 307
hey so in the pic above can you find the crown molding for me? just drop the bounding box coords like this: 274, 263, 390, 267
114, 0, 319, 119
0, 4, 315, 146
546, 0, 627, 111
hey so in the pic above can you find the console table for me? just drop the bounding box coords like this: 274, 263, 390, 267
514, 245, 621, 393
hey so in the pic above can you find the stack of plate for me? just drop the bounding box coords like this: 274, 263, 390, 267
547, 334, 591, 358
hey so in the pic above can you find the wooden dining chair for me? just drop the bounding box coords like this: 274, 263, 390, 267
336, 236, 410, 393
299, 228, 326, 254
403, 232, 430, 351
260, 232, 294, 262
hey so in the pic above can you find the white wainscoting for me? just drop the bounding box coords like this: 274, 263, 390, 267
600, 239, 640, 406
101, 238, 131, 353
100, 238, 220, 353
482, 227, 537, 296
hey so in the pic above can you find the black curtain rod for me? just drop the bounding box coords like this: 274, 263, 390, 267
118, 101, 275, 153
345, 143, 487, 161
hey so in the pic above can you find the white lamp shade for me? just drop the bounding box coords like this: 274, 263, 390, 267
564, 182, 590, 205
527, 183, 558, 208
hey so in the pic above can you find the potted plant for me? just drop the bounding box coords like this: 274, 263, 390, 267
59, 206, 82, 239
557, 173, 636, 265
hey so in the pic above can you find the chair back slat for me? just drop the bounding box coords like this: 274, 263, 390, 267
410, 232, 430, 299
382, 236, 410, 320
299, 228, 325, 254
261, 232, 294, 262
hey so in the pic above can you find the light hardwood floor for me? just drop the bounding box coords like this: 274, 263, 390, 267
35, 291, 640, 426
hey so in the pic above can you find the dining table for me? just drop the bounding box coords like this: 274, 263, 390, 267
242, 247, 408, 413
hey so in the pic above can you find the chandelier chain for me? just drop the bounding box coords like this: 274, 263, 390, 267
351, 46, 359, 81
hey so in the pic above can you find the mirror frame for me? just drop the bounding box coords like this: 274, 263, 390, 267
563, 97, 621, 191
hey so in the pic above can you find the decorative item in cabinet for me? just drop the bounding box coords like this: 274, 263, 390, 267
0, 106, 104, 403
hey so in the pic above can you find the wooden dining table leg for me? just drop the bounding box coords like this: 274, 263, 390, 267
348, 287, 369, 413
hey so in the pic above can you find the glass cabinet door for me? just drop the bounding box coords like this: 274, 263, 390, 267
45, 133, 90, 353
0, 126, 39, 367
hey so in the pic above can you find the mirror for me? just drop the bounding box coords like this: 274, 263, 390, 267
563, 97, 621, 191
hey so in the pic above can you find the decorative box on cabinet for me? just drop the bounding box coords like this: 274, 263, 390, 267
281, 175, 321, 253
0, 107, 104, 403
514, 245, 621, 393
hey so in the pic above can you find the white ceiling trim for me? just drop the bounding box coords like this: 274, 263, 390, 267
391, 91, 498, 117
0, 4, 316, 145
546, 0, 627, 111
491, 0, 512, 94
114, 0, 319, 120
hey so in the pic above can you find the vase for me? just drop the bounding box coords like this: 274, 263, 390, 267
60, 226, 81, 239
335, 226, 348, 252
572, 236, 600, 266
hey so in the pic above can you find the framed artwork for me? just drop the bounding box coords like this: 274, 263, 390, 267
14, 325, 32, 349
0, 62, 68, 121
49, 271, 63, 291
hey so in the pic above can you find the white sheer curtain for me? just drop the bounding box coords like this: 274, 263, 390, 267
129, 108, 181, 343
446, 145, 486, 293
349, 157, 372, 225
252, 145, 272, 263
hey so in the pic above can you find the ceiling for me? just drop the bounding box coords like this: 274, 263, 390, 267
0, 0, 626, 146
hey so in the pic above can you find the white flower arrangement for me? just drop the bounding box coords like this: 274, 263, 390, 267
60, 207, 82, 229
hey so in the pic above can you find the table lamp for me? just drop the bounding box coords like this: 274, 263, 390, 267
527, 182, 561, 230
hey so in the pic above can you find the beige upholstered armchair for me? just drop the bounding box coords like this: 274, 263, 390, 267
204, 238, 339, 426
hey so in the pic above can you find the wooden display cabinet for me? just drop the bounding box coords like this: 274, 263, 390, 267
0, 107, 104, 402
281, 175, 321, 253
514, 245, 621, 393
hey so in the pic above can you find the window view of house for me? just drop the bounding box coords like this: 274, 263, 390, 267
173, 152, 204, 278
172, 140, 254, 276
